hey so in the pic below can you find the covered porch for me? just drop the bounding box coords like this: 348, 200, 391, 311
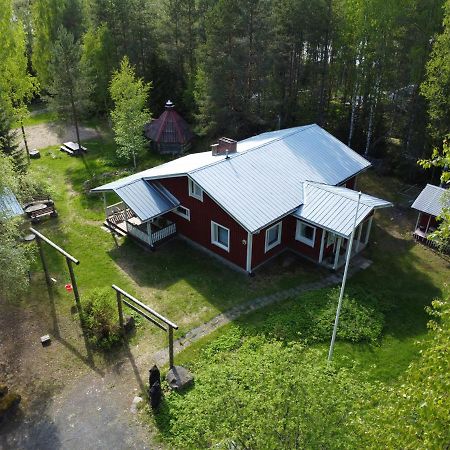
92, 178, 181, 249
105, 201, 177, 248
319, 216, 373, 270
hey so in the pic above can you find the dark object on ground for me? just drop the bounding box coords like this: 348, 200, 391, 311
40, 334, 51, 346
149, 365, 160, 387
148, 381, 161, 410
24, 198, 57, 223
29, 149, 40, 159
124, 315, 135, 333
166, 365, 194, 391
60, 141, 87, 157
0, 384, 21, 421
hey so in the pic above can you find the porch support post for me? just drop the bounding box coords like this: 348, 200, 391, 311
364, 216, 373, 245
355, 224, 363, 253
146, 221, 154, 247
414, 212, 421, 231
425, 215, 432, 234
246, 232, 253, 274
319, 229, 326, 263
333, 237, 342, 270
103, 192, 107, 218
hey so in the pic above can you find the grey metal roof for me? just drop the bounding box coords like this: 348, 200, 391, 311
114, 180, 179, 222
189, 125, 371, 232
92, 124, 374, 232
293, 183, 392, 238
411, 184, 449, 217
0, 188, 24, 219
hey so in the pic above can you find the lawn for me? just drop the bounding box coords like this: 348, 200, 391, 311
22, 132, 324, 367
148, 172, 449, 447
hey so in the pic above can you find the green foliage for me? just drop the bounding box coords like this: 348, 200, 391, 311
418, 137, 450, 249
109, 57, 151, 168
0, 154, 35, 299
82, 288, 122, 351
248, 287, 384, 344
46, 26, 93, 128
421, 0, 450, 141
156, 336, 374, 449
358, 292, 450, 448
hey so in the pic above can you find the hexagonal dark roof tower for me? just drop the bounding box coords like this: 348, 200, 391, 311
144, 100, 194, 155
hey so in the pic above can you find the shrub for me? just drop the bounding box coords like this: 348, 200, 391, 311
248, 287, 384, 344
82, 288, 122, 350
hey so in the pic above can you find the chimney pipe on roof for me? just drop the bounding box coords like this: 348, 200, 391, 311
211, 137, 237, 156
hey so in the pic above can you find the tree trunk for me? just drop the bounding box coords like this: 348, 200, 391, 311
348, 81, 358, 147
21, 123, 30, 164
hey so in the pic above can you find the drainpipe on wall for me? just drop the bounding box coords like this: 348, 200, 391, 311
246, 232, 253, 276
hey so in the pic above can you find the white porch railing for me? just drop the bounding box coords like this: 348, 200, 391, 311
152, 223, 177, 243
125, 221, 177, 246
126, 222, 152, 245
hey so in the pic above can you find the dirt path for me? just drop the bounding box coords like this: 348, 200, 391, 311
17, 123, 101, 150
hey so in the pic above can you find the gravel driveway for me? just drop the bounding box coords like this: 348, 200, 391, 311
18, 123, 101, 150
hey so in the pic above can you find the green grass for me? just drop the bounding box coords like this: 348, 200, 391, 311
169, 172, 450, 383
23, 133, 323, 364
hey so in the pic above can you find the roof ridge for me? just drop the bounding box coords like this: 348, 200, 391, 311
188, 124, 317, 175
306, 181, 375, 207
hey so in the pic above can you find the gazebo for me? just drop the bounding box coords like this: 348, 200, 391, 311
144, 100, 194, 155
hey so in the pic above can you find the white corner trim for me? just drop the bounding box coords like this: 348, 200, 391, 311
246, 232, 253, 273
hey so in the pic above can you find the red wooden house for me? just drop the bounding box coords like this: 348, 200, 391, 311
93, 124, 392, 274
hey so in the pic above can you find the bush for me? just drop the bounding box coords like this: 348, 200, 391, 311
156, 336, 374, 449
82, 288, 122, 350
248, 287, 384, 344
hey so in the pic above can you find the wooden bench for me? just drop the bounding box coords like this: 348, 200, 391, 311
30, 206, 58, 223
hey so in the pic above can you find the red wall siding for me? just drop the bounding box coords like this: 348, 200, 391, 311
158, 176, 248, 270
251, 220, 287, 269
344, 176, 356, 189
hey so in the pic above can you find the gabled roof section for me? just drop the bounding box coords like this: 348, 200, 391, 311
144, 100, 194, 144
293, 183, 392, 238
92, 124, 373, 232
0, 188, 24, 219
114, 180, 179, 222
411, 184, 449, 217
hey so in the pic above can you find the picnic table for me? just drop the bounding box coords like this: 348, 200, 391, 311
24, 203, 47, 215
60, 141, 87, 156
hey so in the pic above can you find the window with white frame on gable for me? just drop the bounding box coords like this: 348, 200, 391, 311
211, 221, 230, 251
173, 205, 190, 220
265, 222, 282, 252
295, 220, 316, 247
188, 179, 203, 201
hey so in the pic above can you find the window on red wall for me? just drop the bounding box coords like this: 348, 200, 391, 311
295, 220, 316, 247
265, 222, 282, 252
211, 221, 230, 252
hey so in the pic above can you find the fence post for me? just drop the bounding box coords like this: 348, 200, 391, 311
116, 290, 124, 331
35, 235, 51, 288
168, 326, 174, 369
66, 257, 81, 306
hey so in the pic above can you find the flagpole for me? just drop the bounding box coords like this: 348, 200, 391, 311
328, 191, 362, 362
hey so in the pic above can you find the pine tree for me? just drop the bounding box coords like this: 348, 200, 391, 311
0, 104, 26, 173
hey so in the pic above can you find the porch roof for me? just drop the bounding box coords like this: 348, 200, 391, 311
0, 188, 24, 219
292, 182, 392, 238
114, 180, 180, 222
411, 184, 448, 217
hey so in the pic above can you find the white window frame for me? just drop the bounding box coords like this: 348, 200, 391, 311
189, 179, 203, 201
295, 220, 316, 247
265, 222, 282, 253
173, 205, 190, 221
211, 220, 230, 252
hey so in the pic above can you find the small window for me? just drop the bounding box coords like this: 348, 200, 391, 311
296, 220, 316, 247
189, 179, 203, 201
211, 221, 230, 252
265, 222, 282, 252
173, 205, 190, 220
